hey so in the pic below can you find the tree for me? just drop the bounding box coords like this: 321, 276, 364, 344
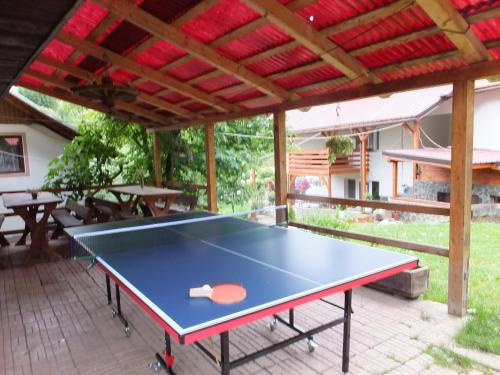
21, 89, 278, 209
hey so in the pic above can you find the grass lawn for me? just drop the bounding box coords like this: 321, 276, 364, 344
346, 221, 500, 354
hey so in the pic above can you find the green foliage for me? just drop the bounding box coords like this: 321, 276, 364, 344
349, 221, 500, 355
170, 117, 274, 211
325, 135, 355, 164
43, 112, 153, 199
302, 210, 350, 231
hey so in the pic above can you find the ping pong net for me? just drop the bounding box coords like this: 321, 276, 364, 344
69, 205, 288, 262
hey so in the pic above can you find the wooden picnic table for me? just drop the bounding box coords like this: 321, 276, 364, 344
108, 185, 182, 217
2, 192, 63, 264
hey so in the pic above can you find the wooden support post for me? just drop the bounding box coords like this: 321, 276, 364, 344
448, 80, 474, 317
205, 123, 217, 212
392, 161, 398, 198
413, 121, 421, 192
359, 133, 368, 200
152, 131, 162, 187
274, 111, 287, 223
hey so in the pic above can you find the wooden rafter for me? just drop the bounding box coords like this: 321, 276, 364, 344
24, 69, 172, 126
18, 82, 156, 127
242, 0, 379, 83
155, 58, 500, 131
188, 3, 498, 97
57, 31, 238, 113
208, 7, 499, 100
93, 0, 298, 102
36, 55, 195, 118
415, 0, 491, 61
186, 0, 413, 87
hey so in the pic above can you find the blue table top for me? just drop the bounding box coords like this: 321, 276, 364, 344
67, 212, 417, 337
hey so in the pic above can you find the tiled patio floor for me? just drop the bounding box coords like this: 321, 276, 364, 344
0, 239, 483, 375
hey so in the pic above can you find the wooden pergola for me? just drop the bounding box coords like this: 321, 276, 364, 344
2, 0, 500, 316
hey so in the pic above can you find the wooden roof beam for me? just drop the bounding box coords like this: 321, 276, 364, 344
155, 58, 500, 131
93, 0, 298, 102
18, 82, 157, 127
210, 6, 500, 98
57, 31, 238, 113
24, 69, 172, 125
242, 0, 381, 83
36, 54, 194, 119
415, 0, 491, 61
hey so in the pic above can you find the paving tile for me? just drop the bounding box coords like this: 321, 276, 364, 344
0, 242, 478, 375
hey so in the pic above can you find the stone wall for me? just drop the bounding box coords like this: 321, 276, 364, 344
415, 180, 500, 203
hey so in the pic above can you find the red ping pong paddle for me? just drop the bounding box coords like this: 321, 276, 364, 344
189, 283, 247, 304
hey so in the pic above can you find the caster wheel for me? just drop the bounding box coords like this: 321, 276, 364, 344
124, 326, 130, 337
149, 360, 161, 373
111, 309, 117, 318
268, 318, 278, 332
307, 338, 318, 353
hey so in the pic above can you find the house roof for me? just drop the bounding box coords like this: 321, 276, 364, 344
0, 88, 77, 140
1, 0, 498, 130
287, 80, 500, 133
0, 0, 80, 99
383, 147, 500, 168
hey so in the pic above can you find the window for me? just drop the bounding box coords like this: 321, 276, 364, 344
355, 131, 379, 151
0, 135, 27, 175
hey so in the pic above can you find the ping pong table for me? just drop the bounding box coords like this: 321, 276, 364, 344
66, 209, 418, 374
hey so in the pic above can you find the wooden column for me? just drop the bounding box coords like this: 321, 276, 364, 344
205, 123, 217, 212
152, 131, 162, 187
391, 161, 398, 198
448, 80, 474, 317
274, 111, 287, 223
412, 121, 421, 191
359, 133, 367, 199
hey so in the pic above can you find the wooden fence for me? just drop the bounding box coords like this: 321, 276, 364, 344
288, 193, 450, 257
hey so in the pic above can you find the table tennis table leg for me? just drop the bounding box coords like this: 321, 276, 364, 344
342, 290, 352, 374
105, 275, 111, 305
110, 282, 130, 336
151, 331, 175, 374
220, 332, 230, 375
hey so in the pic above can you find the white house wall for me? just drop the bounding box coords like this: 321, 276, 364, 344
424, 87, 500, 151
1, 123, 68, 230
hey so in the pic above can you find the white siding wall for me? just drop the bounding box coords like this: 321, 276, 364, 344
1, 123, 68, 230
472, 89, 500, 150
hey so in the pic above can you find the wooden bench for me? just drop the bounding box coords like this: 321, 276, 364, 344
0, 214, 9, 247
85, 196, 138, 221
169, 194, 198, 213
51, 200, 92, 239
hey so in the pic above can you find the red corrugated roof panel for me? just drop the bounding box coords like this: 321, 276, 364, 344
166, 58, 214, 81
134, 40, 186, 70
195, 74, 242, 93
358, 34, 456, 69
62, 0, 109, 39
247, 46, 319, 76
332, 6, 433, 52
135, 81, 164, 95
217, 24, 293, 61
274, 65, 342, 90
181, 0, 260, 43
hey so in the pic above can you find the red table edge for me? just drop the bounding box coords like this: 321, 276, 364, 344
99, 260, 418, 345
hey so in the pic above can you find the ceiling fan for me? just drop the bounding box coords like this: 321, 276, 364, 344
71, 76, 137, 108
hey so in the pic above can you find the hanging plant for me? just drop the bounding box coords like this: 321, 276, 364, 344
325, 135, 355, 164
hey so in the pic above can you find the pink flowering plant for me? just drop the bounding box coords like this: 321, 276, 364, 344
297, 179, 311, 193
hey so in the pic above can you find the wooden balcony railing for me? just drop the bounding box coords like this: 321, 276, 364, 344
288, 149, 369, 177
